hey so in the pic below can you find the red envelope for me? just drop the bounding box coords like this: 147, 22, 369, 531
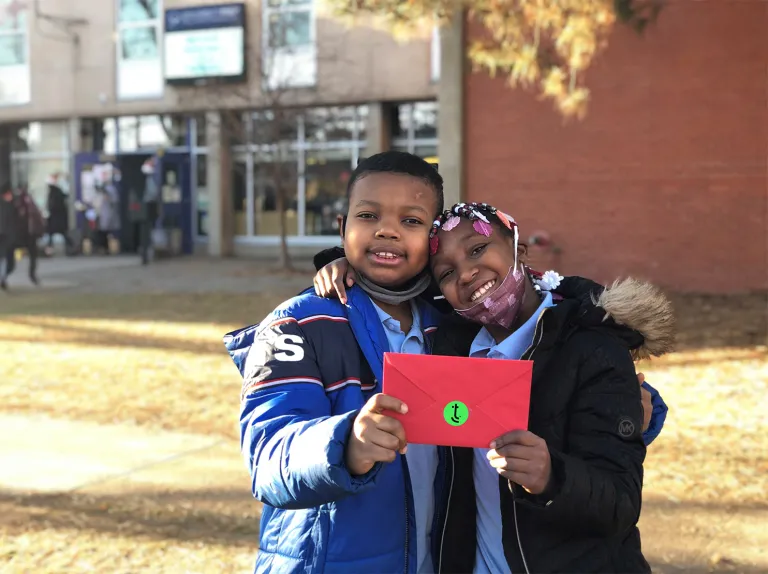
382, 352, 533, 448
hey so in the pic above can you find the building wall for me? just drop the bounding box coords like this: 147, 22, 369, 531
463, 2, 767, 293
0, 0, 437, 123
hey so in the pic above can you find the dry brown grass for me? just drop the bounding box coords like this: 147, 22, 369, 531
0, 292, 291, 441
0, 487, 260, 573
638, 347, 768, 506
1, 289, 767, 572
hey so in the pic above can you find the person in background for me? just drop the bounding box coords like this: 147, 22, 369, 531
44, 173, 73, 256
0, 183, 19, 291
5, 185, 45, 287
94, 170, 120, 255
139, 157, 161, 265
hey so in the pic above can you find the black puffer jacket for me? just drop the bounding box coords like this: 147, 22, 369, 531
434, 276, 675, 573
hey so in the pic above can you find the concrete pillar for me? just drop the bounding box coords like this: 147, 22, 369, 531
66, 117, 81, 229
0, 125, 12, 187
437, 11, 465, 207
206, 111, 234, 257
365, 102, 391, 156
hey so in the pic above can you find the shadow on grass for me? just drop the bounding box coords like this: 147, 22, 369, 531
1, 285, 766, 352
0, 487, 261, 548
669, 291, 767, 351
646, 561, 768, 574
643, 497, 768, 514
0, 316, 225, 356
639, 347, 768, 369
0, 292, 298, 327
2, 486, 766, 556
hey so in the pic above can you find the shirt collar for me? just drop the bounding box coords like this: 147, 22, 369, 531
371, 296, 423, 337
470, 291, 555, 359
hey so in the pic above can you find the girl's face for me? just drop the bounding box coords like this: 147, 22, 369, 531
430, 218, 518, 310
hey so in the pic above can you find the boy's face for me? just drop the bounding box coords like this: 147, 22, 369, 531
430, 218, 517, 310
343, 172, 436, 288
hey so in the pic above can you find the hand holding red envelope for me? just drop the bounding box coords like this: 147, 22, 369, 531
382, 352, 533, 449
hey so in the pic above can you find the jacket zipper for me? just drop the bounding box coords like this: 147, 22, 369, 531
520, 308, 548, 361
511, 308, 548, 574
437, 447, 455, 573
403, 455, 410, 573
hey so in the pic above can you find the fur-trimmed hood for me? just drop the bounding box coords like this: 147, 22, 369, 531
555, 276, 676, 361
592, 278, 676, 360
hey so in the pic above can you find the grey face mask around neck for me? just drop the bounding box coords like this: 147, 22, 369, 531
355, 271, 432, 306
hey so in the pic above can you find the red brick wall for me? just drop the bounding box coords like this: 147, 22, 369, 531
463, 2, 767, 293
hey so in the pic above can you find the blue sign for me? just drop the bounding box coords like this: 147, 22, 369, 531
165, 3, 245, 33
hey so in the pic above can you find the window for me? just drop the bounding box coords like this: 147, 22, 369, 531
116, 0, 163, 100
116, 115, 187, 152
233, 105, 367, 238
8, 121, 71, 208
431, 26, 440, 83
262, 0, 316, 89
305, 148, 352, 236
251, 151, 300, 236
305, 106, 363, 143
392, 101, 439, 162
0, 0, 29, 105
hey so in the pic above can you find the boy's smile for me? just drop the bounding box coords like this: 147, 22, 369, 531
342, 172, 437, 288
368, 245, 406, 266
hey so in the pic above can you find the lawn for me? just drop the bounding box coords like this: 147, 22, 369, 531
0, 292, 290, 440
1, 287, 767, 572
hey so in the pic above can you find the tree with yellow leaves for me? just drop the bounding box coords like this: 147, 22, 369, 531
327, 0, 661, 119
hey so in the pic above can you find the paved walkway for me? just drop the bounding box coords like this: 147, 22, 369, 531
0, 413, 241, 494
2, 254, 316, 294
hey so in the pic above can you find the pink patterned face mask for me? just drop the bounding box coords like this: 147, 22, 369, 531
454, 265, 527, 329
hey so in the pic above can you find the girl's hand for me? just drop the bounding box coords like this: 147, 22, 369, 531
488, 430, 552, 495
637, 372, 652, 433
313, 257, 357, 304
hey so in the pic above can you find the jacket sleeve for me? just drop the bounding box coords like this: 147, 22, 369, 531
231, 316, 381, 510
522, 336, 646, 537
642, 380, 667, 445
313, 246, 346, 271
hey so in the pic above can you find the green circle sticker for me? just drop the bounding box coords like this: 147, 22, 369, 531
443, 401, 469, 426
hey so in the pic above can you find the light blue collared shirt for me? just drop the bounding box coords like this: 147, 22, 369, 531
371, 298, 439, 574
468, 292, 555, 574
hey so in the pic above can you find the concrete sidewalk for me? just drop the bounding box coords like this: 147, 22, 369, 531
0, 413, 241, 494
2, 255, 138, 291
2, 254, 316, 294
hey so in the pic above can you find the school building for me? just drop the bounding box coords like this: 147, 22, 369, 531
0, 0, 764, 293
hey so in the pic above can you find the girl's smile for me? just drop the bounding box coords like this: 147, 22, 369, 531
469, 279, 497, 303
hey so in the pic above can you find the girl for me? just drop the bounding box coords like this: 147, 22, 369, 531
314, 201, 674, 573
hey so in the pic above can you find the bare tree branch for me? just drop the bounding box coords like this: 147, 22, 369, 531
173, 4, 356, 269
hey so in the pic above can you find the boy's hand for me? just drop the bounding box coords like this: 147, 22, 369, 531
346, 394, 408, 476
488, 430, 552, 495
638, 372, 652, 432
313, 257, 357, 304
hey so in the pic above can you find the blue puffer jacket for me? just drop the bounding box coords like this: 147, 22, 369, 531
224, 286, 451, 573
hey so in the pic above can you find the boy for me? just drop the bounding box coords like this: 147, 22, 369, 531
226, 152, 472, 573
